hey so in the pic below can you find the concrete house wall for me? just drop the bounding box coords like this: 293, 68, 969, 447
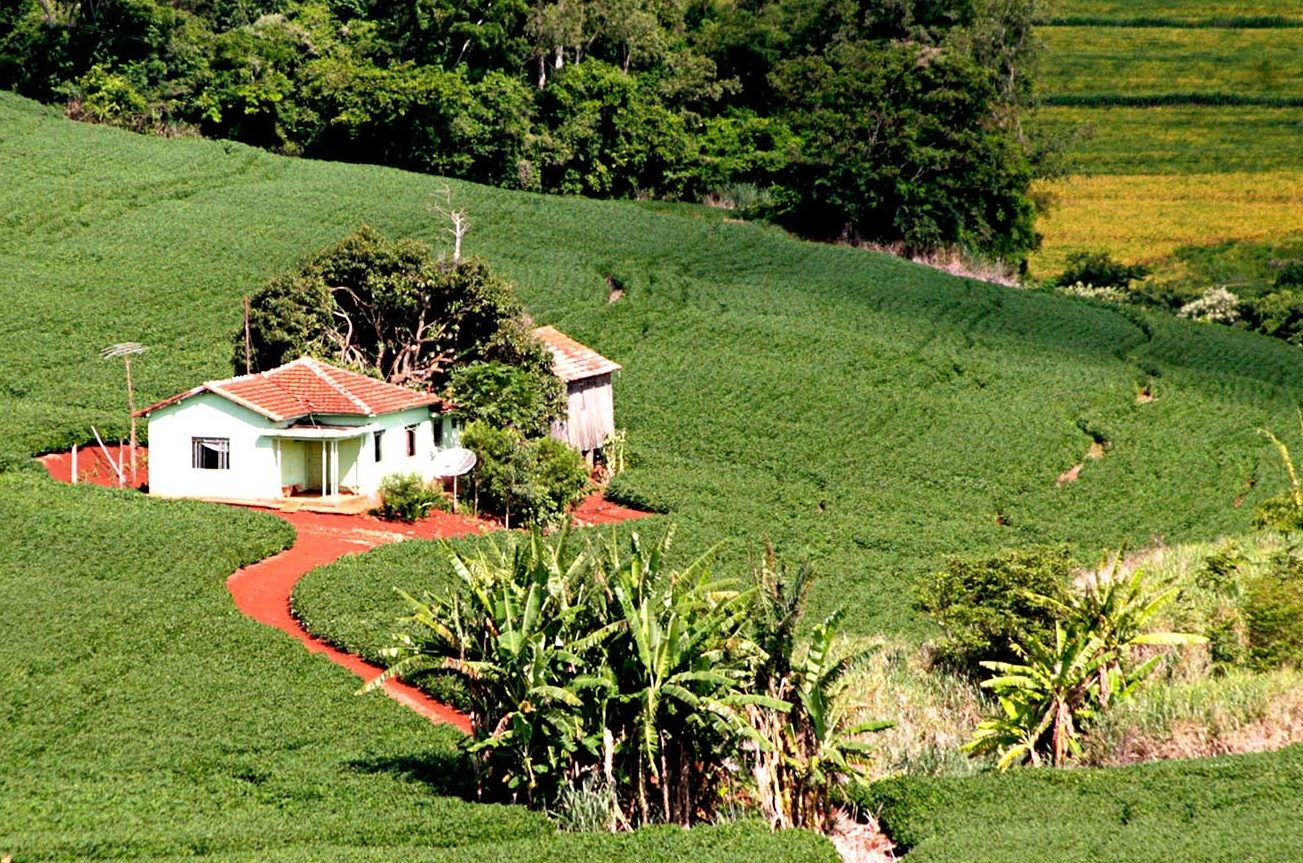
146, 393, 282, 500
146, 398, 458, 502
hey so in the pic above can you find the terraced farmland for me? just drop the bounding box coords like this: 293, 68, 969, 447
1030, 3, 1303, 279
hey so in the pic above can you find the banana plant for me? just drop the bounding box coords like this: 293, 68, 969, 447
1036, 554, 1206, 707
964, 622, 1105, 769
748, 550, 891, 832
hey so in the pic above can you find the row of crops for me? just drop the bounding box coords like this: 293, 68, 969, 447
1028, 0, 1303, 278
4, 89, 1303, 858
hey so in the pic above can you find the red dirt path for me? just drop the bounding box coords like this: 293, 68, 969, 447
39, 445, 650, 730
227, 508, 482, 732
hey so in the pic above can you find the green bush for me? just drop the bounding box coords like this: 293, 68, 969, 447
449, 361, 564, 438
373, 472, 447, 522
1055, 250, 1150, 289
461, 421, 588, 527
1245, 552, 1303, 670
915, 547, 1073, 676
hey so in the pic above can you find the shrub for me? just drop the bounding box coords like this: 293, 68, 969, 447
915, 547, 1073, 677
449, 361, 564, 438
1241, 289, 1303, 346
373, 472, 447, 522
461, 421, 588, 527
1275, 260, 1303, 288
1245, 551, 1303, 671
1177, 287, 1240, 323
1054, 250, 1149, 289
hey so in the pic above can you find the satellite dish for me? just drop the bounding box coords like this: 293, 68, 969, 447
431, 447, 477, 477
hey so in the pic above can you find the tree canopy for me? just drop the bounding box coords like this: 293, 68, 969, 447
1, 0, 1044, 262
238, 226, 555, 392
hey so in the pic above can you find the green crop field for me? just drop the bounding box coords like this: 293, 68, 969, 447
0, 473, 833, 861
1037, 27, 1303, 103
1030, 1, 1303, 281
860, 746, 1303, 861
1035, 106, 1303, 175
1050, 0, 1303, 25
4, 75, 1303, 859
4, 87, 1303, 641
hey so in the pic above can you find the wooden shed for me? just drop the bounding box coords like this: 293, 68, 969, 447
534, 325, 621, 457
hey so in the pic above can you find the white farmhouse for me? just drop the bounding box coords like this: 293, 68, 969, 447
533, 325, 621, 460
137, 357, 457, 510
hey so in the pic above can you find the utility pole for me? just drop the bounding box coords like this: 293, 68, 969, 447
101, 342, 148, 487
243, 296, 253, 374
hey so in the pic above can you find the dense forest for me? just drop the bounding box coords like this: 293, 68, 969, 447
0, 0, 1044, 262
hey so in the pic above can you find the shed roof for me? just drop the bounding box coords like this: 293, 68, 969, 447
533, 326, 622, 383
136, 357, 445, 422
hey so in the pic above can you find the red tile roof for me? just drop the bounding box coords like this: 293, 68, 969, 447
136, 357, 444, 421
533, 326, 621, 383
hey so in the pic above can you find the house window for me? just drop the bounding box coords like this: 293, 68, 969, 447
405, 425, 418, 457
192, 437, 230, 470
373, 430, 383, 462
432, 418, 444, 449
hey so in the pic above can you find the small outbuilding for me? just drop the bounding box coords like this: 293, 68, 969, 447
533, 325, 621, 459
136, 357, 458, 508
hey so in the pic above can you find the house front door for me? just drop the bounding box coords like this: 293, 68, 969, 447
304, 442, 329, 493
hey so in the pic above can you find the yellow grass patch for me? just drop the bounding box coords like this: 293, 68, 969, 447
1030, 171, 1303, 278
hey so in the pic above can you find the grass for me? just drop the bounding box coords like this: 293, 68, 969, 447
0, 472, 832, 861
7, 90, 1303, 640
1033, 106, 1303, 175
1037, 26, 1303, 102
1029, 172, 1303, 276
1050, 0, 1303, 25
860, 745, 1303, 861
4, 87, 1303, 861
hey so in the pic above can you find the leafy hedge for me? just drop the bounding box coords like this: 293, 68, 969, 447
853, 746, 1303, 862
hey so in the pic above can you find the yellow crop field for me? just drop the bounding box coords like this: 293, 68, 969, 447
1030, 171, 1303, 277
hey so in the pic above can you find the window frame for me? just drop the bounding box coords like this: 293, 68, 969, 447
191, 437, 231, 471
405, 424, 418, 458
373, 430, 383, 462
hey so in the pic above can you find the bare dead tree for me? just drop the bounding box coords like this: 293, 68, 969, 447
100, 342, 147, 486
431, 185, 471, 263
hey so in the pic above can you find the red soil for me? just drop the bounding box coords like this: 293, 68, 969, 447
571, 492, 653, 526
39, 443, 149, 489
227, 509, 480, 732
38, 445, 650, 732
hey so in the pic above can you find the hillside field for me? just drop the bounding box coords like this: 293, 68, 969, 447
5, 87, 1303, 859
1029, 3, 1303, 280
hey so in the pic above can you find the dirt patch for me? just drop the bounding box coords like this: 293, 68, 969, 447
39, 443, 148, 489
1136, 387, 1156, 404
228, 509, 479, 731
829, 809, 897, 863
1057, 463, 1084, 486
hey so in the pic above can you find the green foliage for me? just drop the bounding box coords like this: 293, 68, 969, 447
1244, 551, 1303, 670
858, 746, 1303, 862
1055, 250, 1150, 289
371, 528, 881, 831
748, 551, 891, 832
964, 560, 1205, 768
241, 226, 551, 387
374, 472, 448, 522
449, 361, 564, 438
370, 529, 757, 824
461, 421, 588, 527
915, 547, 1073, 676
0, 0, 1042, 257
1255, 413, 1303, 531
10, 91, 1303, 642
